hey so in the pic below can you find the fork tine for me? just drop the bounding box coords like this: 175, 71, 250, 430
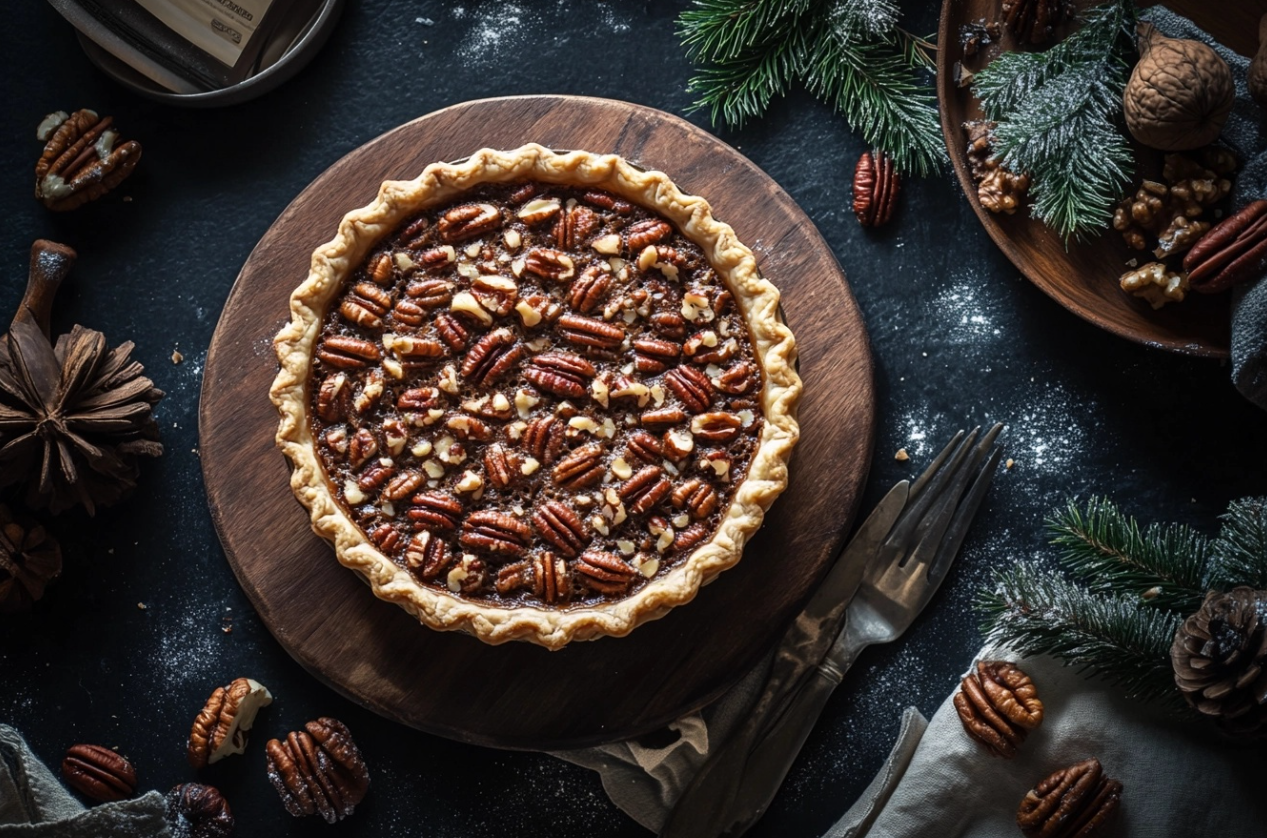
884, 427, 979, 558
928, 430, 1004, 583
908, 428, 966, 503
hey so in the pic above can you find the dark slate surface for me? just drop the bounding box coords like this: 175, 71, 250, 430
2, 2, 1265, 836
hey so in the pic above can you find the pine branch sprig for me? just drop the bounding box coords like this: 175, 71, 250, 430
1208, 497, 1267, 590
676, 0, 945, 177
978, 564, 1186, 708
1048, 497, 1211, 614
972, 0, 1138, 240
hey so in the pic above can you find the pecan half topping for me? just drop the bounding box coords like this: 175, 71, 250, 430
558, 314, 625, 350
497, 552, 572, 603
370, 524, 403, 552
625, 219, 673, 252
438, 203, 502, 242
406, 278, 455, 308
555, 204, 599, 249
619, 466, 673, 515
405, 530, 451, 578
347, 429, 377, 470
577, 550, 636, 593
641, 407, 688, 429
435, 312, 472, 351
552, 443, 605, 490
339, 283, 392, 329
625, 430, 663, 463
356, 463, 394, 491
397, 386, 441, 411
523, 415, 567, 464
316, 373, 351, 423
582, 189, 633, 213
691, 412, 742, 443
460, 511, 533, 558
674, 522, 709, 553
633, 337, 681, 374
392, 298, 426, 327
570, 264, 613, 313
368, 252, 394, 284
523, 247, 576, 281
650, 311, 687, 339
533, 500, 590, 557
716, 360, 758, 395
388, 335, 445, 363
483, 443, 519, 488
666, 365, 714, 413
524, 352, 596, 398
316, 336, 381, 369
413, 245, 457, 268
382, 471, 424, 501
461, 329, 523, 383
672, 477, 718, 518
407, 491, 462, 530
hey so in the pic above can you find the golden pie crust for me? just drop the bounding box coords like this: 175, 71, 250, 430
271, 145, 800, 649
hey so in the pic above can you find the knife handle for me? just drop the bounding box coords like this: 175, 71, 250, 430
721, 634, 868, 835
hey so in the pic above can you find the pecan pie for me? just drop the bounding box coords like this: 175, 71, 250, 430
272, 145, 801, 648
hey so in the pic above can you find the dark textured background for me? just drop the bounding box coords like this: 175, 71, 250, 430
2, 1, 1265, 836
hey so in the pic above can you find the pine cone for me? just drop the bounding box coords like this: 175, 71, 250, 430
1171, 587, 1267, 735
0, 503, 61, 612
0, 241, 163, 514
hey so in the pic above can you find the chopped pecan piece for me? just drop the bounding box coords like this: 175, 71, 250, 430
672, 477, 718, 518
619, 466, 673, 515
407, 491, 462, 530
665, 365, 714, 413
577, 550, 637, 594
316, 336, 381, 369
460, 510, 533, 558
552, 443, 605, 489
461, 329, 523, 384
523, 415, 567, 464
570, 264, 613, 313
533, 500, 590, 557
558, 314, 625, 350
524, 352, 596, 398
438, 203, 501, 242
405, 530, 451, 578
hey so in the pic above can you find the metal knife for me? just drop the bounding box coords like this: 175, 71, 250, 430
658, 481, 911, 838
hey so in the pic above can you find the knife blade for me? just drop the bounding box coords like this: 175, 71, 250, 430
658, 480, 910, 837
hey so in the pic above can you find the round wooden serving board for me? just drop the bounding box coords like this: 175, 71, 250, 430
938, 0, 1263, 359
198, 95, 875, 750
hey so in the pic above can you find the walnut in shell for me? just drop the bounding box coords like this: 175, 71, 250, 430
1123, 24, 1234, 151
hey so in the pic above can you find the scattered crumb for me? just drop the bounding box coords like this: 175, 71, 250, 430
1005, 458, 1015, 469
1126, 258, 1138, 268
172, 349, 184, 364
122, 196, 132, 203
137, 602, 147, 610
894, 448, 910, 462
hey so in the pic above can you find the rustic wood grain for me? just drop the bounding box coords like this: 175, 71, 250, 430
938, 0, 1260, 359
198, 96, 875, 750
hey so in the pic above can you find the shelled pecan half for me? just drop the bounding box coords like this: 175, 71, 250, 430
34, 110, 141, 211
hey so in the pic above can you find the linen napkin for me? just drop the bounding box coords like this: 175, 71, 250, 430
1142, 8, 1267, 410
828, 650, 1266, 838
0, 725, 170, 837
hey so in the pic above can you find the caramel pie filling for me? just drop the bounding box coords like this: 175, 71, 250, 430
309, 182, 764, 607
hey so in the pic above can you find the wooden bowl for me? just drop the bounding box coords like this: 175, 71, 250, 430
936, 0, 1263, 359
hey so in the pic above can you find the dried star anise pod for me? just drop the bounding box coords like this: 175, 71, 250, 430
0, 241, 163, 514
0, 503, 61, 613
34, 110, 141, 211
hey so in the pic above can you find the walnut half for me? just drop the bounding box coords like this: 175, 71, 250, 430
1119, 262, 1189, 309
187, 677, 273, 769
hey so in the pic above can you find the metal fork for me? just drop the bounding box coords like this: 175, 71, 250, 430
659, 424, 1004, 838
